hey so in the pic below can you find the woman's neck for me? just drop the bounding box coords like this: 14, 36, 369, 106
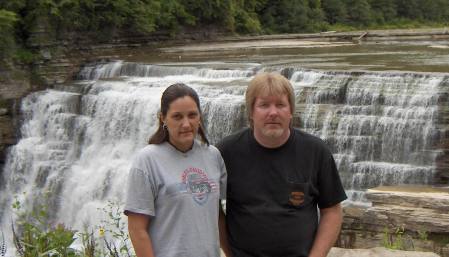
168, 140, 194, 153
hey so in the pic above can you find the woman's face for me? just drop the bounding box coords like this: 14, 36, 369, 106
162, 96, 201, 152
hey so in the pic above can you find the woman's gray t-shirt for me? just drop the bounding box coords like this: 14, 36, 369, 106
125, 141, 227, 257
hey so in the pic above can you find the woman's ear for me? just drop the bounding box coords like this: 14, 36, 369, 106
158, 112, 164, 123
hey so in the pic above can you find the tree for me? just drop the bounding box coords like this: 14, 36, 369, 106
419, 0, 449, 22
322, 0, 347, 24
344, 0, 372, 26
156, 0, 195, 33
230, 0, 264, 33
307, 0, 327, 31
368, 0, 396, 24
394, 0, 422, 20
259, 0, 313, 33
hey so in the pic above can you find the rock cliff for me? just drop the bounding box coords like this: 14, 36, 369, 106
339, 186, 449, 257
0, 69, 31, 172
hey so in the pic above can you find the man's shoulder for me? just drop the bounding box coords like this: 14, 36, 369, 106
216, 128, 250, 152
293, 128, 330, 152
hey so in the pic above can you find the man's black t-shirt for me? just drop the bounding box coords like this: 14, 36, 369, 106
217, 128, 347, 257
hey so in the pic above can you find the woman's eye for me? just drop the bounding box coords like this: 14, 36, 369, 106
188, 113, 198, 118
172, 114, 182, 120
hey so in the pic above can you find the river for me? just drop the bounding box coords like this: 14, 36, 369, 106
0, 38, 448, 256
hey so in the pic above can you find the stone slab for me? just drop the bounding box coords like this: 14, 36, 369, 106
328, 247, 440, 257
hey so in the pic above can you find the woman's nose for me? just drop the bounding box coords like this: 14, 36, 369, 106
181, 117, 190, 127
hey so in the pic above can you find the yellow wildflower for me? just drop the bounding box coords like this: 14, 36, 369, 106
99, 227, 105, 237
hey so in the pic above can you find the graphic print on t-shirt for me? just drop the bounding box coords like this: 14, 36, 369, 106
181, 167, 217, 205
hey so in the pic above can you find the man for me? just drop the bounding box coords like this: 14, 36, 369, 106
218, 72, 347, 257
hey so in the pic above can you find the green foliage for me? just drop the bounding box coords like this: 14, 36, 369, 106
369, 0, 397, 24
11, 195, 77, 257
344, 0, 373, 26
96, 200, 134, 257
225, 0, 262, 33
2, 0, 449, 41
417, 230, 428, 241
156, 0, 196, 34
13, 49, 38, 65
13, 0, 162, 41
0, 9, 18, 60
322, 0, 347, 24
2, 0, 449, 67
260, 0, 307, 33
382, 225, 411, 250
10, 195, 135, 257
394, 0, 422, 20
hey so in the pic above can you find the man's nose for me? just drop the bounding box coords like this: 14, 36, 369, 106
268, 105, 279, 116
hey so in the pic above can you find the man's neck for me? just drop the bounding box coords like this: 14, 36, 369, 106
253, 129, 291, 149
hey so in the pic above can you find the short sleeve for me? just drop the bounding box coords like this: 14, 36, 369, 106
210, 145, 227, 200
218, 154, 227, 200
317, 150, 347, 209
124, 167, 156, 217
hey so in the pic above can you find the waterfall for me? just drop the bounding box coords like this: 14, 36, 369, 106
0, 61, 446, 255
288, 70, 445, 202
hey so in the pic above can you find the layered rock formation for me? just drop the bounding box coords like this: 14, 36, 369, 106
339, 186, 449, 257
0, 69, 31, 172
328, 247, 440, 257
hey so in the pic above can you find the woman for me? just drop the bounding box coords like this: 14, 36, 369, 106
124, 83, 227, 257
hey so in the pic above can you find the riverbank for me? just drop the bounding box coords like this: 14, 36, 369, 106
194, 27, 449, 44
157, 27, 449, 54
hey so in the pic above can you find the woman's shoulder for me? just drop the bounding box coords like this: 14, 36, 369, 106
195, 141, 222, 158
137, 144, 162, 155
133, 143, 167, 162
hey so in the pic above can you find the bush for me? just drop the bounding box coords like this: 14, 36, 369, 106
10, 196, 134, 257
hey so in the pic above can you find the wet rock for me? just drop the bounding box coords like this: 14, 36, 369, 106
340, 186, 449, 257
328, 247, 440, 257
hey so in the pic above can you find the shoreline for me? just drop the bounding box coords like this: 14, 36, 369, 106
161, 27, 449, 46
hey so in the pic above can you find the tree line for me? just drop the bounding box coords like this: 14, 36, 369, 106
1, 0, 449, 64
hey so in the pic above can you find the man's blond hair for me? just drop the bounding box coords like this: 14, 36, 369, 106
245, 72, 295, 127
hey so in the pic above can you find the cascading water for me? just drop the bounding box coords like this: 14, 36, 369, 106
289, 70, 445, 202
0, 61, 446, 256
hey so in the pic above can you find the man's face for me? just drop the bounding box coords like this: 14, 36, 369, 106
251, 94, 292, 141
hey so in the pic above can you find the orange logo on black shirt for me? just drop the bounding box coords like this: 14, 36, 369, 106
289, 191, 305, 206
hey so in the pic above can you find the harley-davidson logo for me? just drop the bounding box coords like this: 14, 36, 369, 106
289, 191, 305, 206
